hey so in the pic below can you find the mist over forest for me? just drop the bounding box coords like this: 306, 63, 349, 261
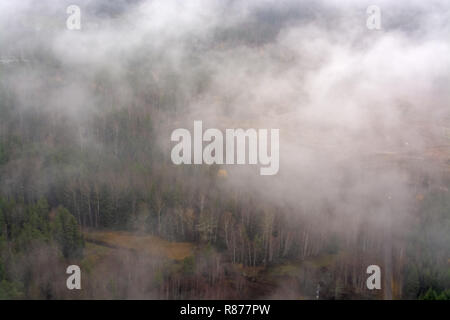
0, 0, 449, 299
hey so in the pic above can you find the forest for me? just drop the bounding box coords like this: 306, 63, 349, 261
0, 0, 449, 299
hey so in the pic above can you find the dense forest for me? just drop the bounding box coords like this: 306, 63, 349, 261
0, 0, 449, 299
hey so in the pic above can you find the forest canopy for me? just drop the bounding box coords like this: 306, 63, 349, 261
0, 0, 449, 299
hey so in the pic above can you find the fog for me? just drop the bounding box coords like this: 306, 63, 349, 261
0, 0, 449, 299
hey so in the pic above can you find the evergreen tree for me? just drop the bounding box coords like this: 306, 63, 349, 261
50, 207, 84, 259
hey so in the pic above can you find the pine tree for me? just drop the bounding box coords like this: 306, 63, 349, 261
50, 207, 84, 258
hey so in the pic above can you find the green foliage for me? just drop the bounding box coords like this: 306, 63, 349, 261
0, 197, 84, 299
403, 190, 450, 298
0, 280, 24, 299
50, 207, 84, 258
0, 197, 83, 254
0, 205, 6, 247
181, 256, 195, 275
420, 288, 450, 300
